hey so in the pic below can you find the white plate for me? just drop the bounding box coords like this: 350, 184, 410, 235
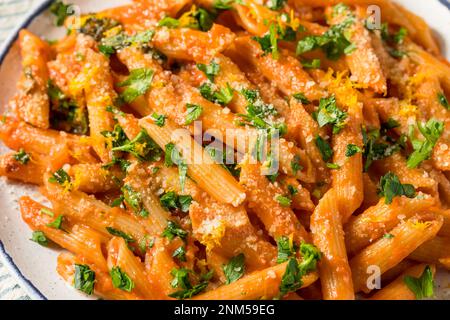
0, 0, 449, 300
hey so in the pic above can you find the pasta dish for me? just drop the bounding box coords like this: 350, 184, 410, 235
0, 0, 449, 300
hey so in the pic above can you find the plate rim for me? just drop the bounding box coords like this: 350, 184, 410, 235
0, 0, 449, 301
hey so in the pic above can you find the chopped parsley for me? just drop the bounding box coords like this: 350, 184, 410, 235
162, 220, 188, 241
99, 30, 154, 56
121, 185, 149, 218
151, 113, 166, 127
110, 266, 135, 292
407, 119, 444, 168
315, 136, 333, 162
362, 126, 406, 172
276, 236, 296, 264
238, 89, 285, 135
383, 233, 395, 239
138, 235, 155, 254
279, 242, 321, 297
199, 82, 234, 106
252, 23, 280, 59
207, 146, 241, 178
74, 264, 96, 295
46, 215, 64, 230
49, 1, 74, 26
222, 253, 245, 284
197, 61, 220, 82
159, 191, 193, 213
14, 149, 30, 164
378, 172, 416, 204
293, 93, 310, 105
158, 7, 214, 32
380, 23, 409, 59
404, 265, 434, 300
111, 129, 162, 163
185, 104, 203, 125
164, 143, 188, 191
117, 68, 154, 104
276, 195, 292, 207
172, 246, 187, 262
169, 268, 211, 299
315, 95, 347, 134
31, 231, 48, 246
290, 155, 303, 175
48, 80, 88, 135
296, 14, 355, 60
326, 162, 341, 170
301, 58, 321, 69
287, 185, 298, 196
279, 258, 302, 297
345, 144, 362, 157
106, 227, 135, 244
79, 17, 120, 41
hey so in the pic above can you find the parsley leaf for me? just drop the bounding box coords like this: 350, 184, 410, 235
197, 61, 220, 82
172, 246, 187, 262
117, 68, 154, 104
122, 185, 149, 218
99, 30, 154, 56
301, 58, 321, 69
326, 162, 341, 170
296, 16, 355, 60
151, 113, 166, 127
276, 236, 296, 264
79, 17, 120, 41
48, 80, 88, 135
279, 242, 321, 297
279, 258, 302, 297
290, 155, 303, 175
164, 143, 188, 191
362, 126, 406, 172
162, 221, 188, 241
253, 23, 279, 59
169, 267, 210, 299
46, 215, 64, 230
14, 149, 30, 164
199, 82, 234, 106
378, 172, 416, 204
106, 227, 135, 243
50, 1, 74, 26
30, 231, 48, 246
138, 235, 154, 254
345, 144, 362, 157
407, 119, 444, 168
111, 129, 162, 162
185, 104, 203, 125
159, 8, 214, 31
404, 265, 434, 300
222, 253, 245, 284
315, 95, 347, 134
315, 136, 333, 162
49, 168, 71, 185
276, 195, 292, 207
160, 191, 193, 213
293, 93, 310, 105
110, 266, 135, 292
74, 264, 96, 295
